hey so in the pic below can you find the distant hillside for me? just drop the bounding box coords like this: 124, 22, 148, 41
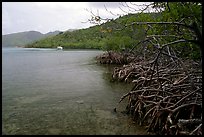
2, 30, 61, 47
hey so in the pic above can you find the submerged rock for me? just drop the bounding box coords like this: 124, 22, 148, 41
76, 100, 84, 104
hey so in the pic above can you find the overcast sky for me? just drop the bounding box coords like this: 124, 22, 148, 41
2, 2, 151, 35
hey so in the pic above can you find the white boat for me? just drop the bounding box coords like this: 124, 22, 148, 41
57, 46, 63, 50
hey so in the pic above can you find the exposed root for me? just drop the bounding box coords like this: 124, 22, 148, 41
96, 45, 202, 135
115, 57, 202, 135
96, 51, 135, 65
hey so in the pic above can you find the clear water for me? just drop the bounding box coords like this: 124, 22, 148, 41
2, 48, 148, 135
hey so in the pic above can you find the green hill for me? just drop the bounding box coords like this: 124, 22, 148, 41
2, 30, 61, 47
24, 13, 160, 51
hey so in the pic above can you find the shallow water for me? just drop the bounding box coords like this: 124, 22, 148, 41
2, 48, 148, 135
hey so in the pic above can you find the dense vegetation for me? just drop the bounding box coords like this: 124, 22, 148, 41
95, 2, 202, 135
109, 2, 201, 135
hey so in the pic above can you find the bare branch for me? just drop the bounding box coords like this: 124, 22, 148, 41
161, 39, 186, 48
104, 5, 121, 17
129, 22, 194, 30
189, 123, 202, 135
147, 35, 182, 38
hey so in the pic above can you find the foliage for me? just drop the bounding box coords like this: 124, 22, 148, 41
149, 2, 202, 60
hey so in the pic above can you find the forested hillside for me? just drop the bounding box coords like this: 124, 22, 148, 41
25, 13, 159, 50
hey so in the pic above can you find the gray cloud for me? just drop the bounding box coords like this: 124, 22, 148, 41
2, 2, 94, 35
88, 2, 121, 9
2, 2, 149, 35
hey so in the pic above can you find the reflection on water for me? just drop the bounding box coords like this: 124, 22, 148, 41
2, 48, 148, 135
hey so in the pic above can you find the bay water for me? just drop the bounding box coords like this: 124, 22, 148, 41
2, 48, 148, 135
